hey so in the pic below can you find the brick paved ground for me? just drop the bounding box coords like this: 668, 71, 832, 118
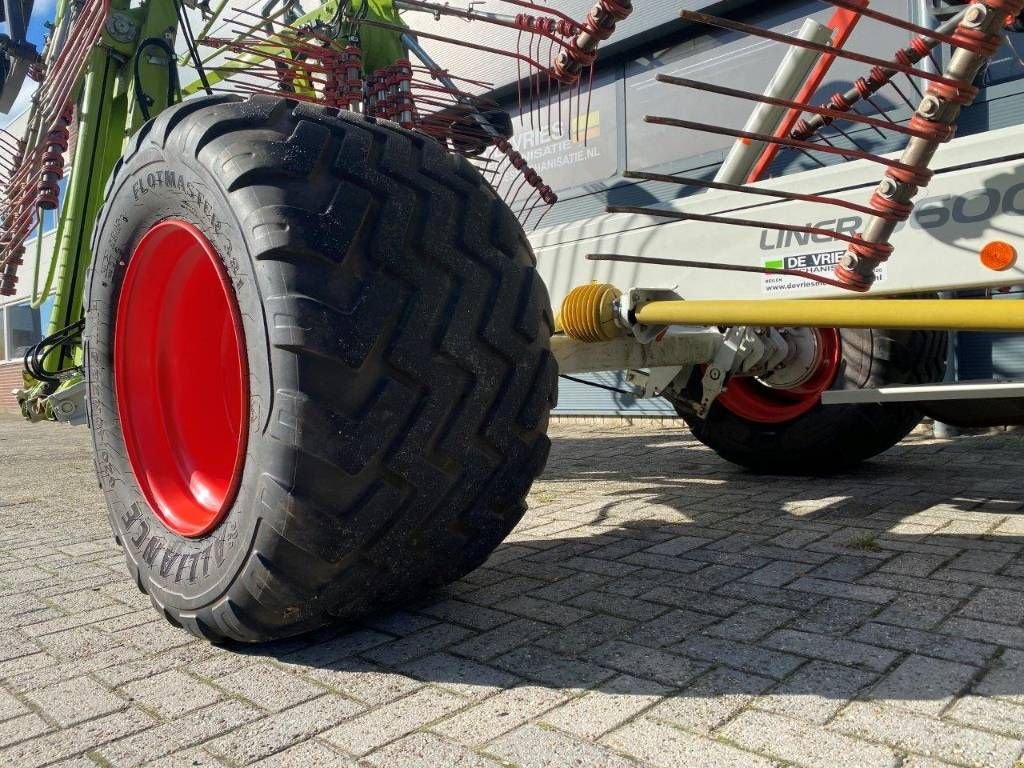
2, 415, 1024, 767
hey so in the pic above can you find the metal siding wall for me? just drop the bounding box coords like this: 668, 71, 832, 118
556, 372, 677, 415
413, 0, 761, 97
957, 293, 1024, 381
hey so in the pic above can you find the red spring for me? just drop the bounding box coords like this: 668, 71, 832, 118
925, 80, 979, 106
515, 14, 577, 37
832, 224, 900, 291
581, 0, 633, 42
908, 113, 957, 142
868, 190, 915, 222
37, 107, 73, 211
552, 0, 632, 84
833, 263, 874, 293
494, 138, 557, 204
909, 36, 932, 59
1, 243, 25, 294
950, 0, 1024, 55
392, 60, 415, 128
950, 24, 1004, 56
343, 45, 363, 109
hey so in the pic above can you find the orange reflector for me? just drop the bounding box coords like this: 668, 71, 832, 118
980, 241, 1018, 272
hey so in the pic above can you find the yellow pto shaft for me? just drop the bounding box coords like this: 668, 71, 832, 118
633, 299, 1024, 333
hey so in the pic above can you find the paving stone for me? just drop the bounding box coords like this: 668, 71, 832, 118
831, 701, 1023, 768
602, 716, 777, 768
141, 747, 230, 767
5, 708, 156, 768
397, 652, 520, 701
0, 686, 28, 721
672, 636, 804, 680
97, 701, 261, 767
322, 687, 466, 755
431, 685, 570, 746
417, 600, 514, 632
6, 420, 1024, 768
755, 660, 877, 724
720, 709, 898, 768
940, 618, 1024, 649
0, 712, 51, 748
527, 573, 610, 603
716, 581, 828, 610
620, 552, 705, 574
299, 657, 422, 706
533, 614, 634, 657
624, 609, 719, 648
872, 593, 961, 630
867, 654, 979, 717
958, 588, 1024, 626
646, 666, 773, 734
493, 595, 591, 627
859, 572, 975, 599
850, 623, 998, 666
362, 612, 436, 636
807, 556, 883, 583
494, 645, 616, 689
639, 587, 747, 617
706, 605, 799, 643
567, 590, 666, 621
587, 640, 709, 687
541, 674, 667, 740
449, 618, 550, 661
945, 694, 1024, 738
486, 723, 638, 767
205, 695, 364, 765
899, 757, 961, 768
25, 675, 126, 726
762, 629, 899, 672
949, 549, 1016, 574
973, 648, 1024, 705
785, 577, 896, 605
120, 670, 221, 719
215, 662, 324, 712
360, 622, 474, 667
787, 597, 879, 636
767, 528, 829, 550
877, 552, 950, 578
249, 740, 356, 767
563, 557, 639, 578
364, 732, 499, 767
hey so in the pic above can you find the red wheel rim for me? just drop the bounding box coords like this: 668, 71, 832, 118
717, 329, 841, 425
114, 220, 248, 538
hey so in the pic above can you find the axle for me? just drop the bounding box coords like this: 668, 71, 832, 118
632, 298, 1024, 334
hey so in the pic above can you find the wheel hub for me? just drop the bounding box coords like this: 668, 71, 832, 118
759, 327, 825, 390
717, 327, 841, 424
113, 220, 248, 538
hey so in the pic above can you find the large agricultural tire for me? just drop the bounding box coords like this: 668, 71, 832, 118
676, 328, 947, 474
84, 95, 557, 643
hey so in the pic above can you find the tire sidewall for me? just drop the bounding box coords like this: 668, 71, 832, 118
682, 327, 939, 471
86, 143, 273, 611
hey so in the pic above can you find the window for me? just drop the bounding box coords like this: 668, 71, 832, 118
625, 0, 912, 174
982, 31, 1024, 85
1, 296, 55, 361
502, 68, 620, 202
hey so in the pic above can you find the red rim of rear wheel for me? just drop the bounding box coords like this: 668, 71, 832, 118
114, 220, 248, 538
716, 328, 841, 425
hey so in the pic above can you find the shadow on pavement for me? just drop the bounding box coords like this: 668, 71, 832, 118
230, 427, 1024, 709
